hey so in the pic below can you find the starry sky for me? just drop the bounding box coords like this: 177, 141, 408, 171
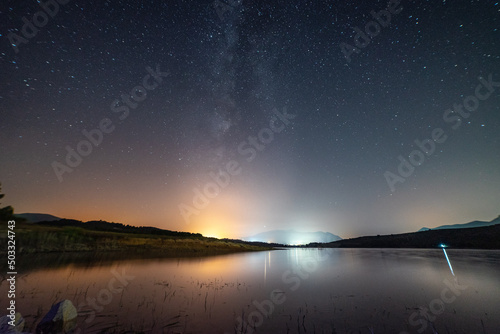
1, 0, 499, 239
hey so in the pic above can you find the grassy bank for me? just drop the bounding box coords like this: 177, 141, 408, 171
0, 220, 274, 256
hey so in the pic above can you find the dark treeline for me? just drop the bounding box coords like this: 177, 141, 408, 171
0, 182, 15, 221
306, 223, 500, 249
36, 219, 203, 238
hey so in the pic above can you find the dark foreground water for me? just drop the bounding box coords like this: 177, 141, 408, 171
1, 248, 499, 333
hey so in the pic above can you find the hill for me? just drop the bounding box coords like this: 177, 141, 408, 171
15, 213, 62, 223
35, 218, 203, 238
419, 215, 500, 231
309, 223, 500, 249
244, 229, 342, 245
0, 219, 275, 256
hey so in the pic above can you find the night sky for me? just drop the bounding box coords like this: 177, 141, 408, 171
1, 0, 499, 239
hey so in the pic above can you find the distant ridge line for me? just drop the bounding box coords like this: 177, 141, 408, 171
419, 215, 500, 231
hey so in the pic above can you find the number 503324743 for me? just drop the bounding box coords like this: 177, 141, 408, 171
7, 220, 16, 269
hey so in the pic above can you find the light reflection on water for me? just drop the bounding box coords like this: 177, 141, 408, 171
1, 249, 499, 333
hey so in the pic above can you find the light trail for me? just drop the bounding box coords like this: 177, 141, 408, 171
440, 244, 455, 276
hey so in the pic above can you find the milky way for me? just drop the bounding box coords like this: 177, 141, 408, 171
1, 0, 499, 238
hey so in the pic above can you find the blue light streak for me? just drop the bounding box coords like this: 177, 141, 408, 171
441, 245, 455, 276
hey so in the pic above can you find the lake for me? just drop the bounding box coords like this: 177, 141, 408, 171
1, 248, 499, 333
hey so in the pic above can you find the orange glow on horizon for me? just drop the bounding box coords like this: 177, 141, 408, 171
187, 207, 242, 239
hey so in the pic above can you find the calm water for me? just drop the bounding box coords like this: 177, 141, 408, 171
1, 248, 500, 333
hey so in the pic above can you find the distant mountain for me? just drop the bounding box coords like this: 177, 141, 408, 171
312, 222, 500, 249
419, 215, 500, 232
15, 213, 62, 223
244, 230, 342, 245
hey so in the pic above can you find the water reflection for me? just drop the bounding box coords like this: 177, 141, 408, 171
0, 249, 499, 333
441, 245, 455, 276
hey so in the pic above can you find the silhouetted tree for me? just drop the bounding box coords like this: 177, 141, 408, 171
0, 182, 14, 221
